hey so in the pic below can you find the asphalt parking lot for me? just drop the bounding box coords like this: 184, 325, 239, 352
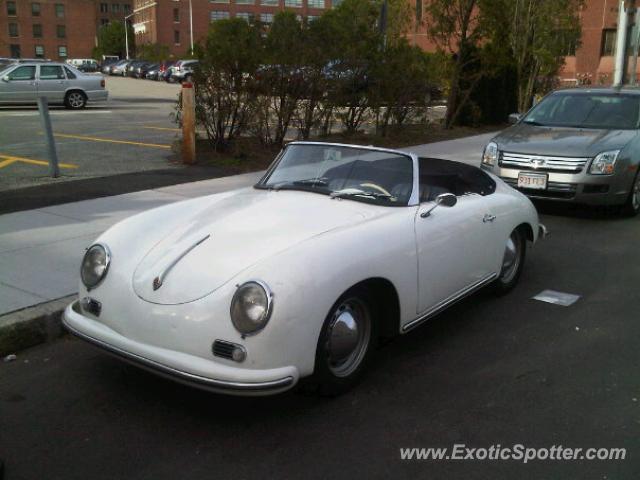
1, 205, 638, 479
0, 77, 182, 191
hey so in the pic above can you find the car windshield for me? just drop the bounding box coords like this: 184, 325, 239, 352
258, 144, 414, 206
522, 93, 640, 130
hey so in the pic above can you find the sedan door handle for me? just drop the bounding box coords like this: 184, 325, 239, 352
483, 214, 496, 223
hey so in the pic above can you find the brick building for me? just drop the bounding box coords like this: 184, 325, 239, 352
131, 0, 331, 57
0, 0, 132, 60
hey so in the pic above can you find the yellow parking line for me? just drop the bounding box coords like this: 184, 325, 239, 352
0, 158, 18, 169
54, 133, 172, 149
0, 154, 77, 169
143, 126, 180, 132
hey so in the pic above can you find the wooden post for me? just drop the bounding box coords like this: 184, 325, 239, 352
37, 97, 60, 178
181, 82, 196, 165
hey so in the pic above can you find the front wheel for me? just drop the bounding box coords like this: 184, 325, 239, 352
308, 287, 378, 396
64, 91, 87, 109
492, 228, 526, 295
622, 172, 640, 217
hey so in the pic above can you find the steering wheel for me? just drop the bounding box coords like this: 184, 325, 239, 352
359, 182, 392, 197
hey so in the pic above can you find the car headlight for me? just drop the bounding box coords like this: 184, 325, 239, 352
81, 244, 111, 290
589, 150, 620, 175
482, 142, 498, 166
230, 281, 273, 335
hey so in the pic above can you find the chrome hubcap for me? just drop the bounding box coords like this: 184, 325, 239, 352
326, 298, 371, 377
500, 231, 521, 283
632, 176, 640, 211
69, 93, 84, 108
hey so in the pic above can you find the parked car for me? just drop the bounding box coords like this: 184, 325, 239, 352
481, 87, 640, 216
169, 59, 199, 83
67, 59, 99, 73
126, 60, 146, 77
0, 62, 107, 109
133, 61, 152, 78
63, 142, 545, 396
159, 61, 176, 82
101, 58, 120, 75
140, 63, 159, 79
110, 60, 131, 76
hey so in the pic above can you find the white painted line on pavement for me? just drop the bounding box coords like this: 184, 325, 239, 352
532, 290, 581, 307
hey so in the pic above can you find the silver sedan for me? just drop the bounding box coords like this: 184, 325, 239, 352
0, 62, 108, 109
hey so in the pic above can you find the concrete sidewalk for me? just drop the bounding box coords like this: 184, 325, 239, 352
0, 132, 493, 317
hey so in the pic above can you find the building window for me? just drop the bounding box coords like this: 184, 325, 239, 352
602, 29, 617, 56
33, 24, 43, 38
236, 12, 254, 22
307, 14, 319, 21
7, 1, 17, 16
307, 0, 324, 7
211, 10, 230, 20
210, 0, 230, 4
8, 23, 18, 38
285, 0, 302, 6
10, 44, 21, 58
32, 2, 41, 16
174, 30, 180, 44
174, 8, 180, 21
112, 3, 120, 13
34, 45, 45, 58
261, 0, 279, 5
57, 25, 66, 38
123, 4, 131, 14
100, 18, 109, 26
331, 0, 342, 6
260, 13, 274, 23
236, 0, 255, 4
58, 46, 68, 58
55, 3, 65, 17
100, 3, 108, 13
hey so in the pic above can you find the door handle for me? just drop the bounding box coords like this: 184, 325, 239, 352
483, 214, 496, 223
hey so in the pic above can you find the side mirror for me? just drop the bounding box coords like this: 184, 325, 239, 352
1, 75, 9, 82
508, 113, 521, 125
420, 193, 457, 218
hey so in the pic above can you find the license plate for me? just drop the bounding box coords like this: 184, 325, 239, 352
517, 172, 548, 190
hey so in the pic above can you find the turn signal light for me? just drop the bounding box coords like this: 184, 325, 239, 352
100, 79, 105, 88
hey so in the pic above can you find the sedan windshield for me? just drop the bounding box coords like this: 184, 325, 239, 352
258, 144, 414, 206
522, 93, 640, 130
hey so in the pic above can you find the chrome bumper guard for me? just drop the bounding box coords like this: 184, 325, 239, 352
63, 305, 294, 395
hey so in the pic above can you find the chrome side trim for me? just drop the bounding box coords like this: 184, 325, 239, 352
153, 234, 210, 290
402, 273, 498, 332
63, 309, 294, 394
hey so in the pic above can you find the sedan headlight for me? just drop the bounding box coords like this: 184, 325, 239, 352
230, 281, 273, 335
482, 142, 498, 166
589, 150, 620, 175
81, 244, 111, 290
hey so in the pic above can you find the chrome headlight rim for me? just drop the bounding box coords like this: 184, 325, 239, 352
80, 243, 111, 291
589, 149, 621, 175
230, 280, 274, 336
482, 141, 498, 167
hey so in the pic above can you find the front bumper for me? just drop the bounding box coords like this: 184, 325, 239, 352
483, 165, 631, 205
63, 301, 298, 396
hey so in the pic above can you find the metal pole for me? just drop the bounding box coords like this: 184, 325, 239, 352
37, 97, 60, 178
189, 0, 194, 53
614, 0, 630, 85
125, 17, 129, 60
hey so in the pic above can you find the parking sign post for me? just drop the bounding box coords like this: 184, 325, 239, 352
37, 96, 60, 178
181, 82, 196, 165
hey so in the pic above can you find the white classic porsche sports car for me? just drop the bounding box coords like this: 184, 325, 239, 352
64, 142, 546, 396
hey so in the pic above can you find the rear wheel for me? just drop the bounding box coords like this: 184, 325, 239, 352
492, 228, 526, 295
308, 287, 378, 396
622, 172, 640, 217
64, 91, 87, 110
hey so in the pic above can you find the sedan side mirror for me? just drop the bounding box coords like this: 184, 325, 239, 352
420, 193, 457, 218
1, 75, 9, 82
508, 113, 521, 124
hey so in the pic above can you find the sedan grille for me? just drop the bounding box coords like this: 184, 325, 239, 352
500, 152, 590, 173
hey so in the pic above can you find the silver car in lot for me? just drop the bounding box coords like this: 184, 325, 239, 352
0, 62, 107, 109
481, 88, 640, 216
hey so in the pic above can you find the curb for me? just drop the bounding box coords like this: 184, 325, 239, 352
0, 295, 75, 357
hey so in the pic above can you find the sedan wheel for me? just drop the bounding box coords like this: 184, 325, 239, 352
493, 228, 526, 294
309, 288, 378, 395
64, 91, 86, 109
622, 172, 640, 217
